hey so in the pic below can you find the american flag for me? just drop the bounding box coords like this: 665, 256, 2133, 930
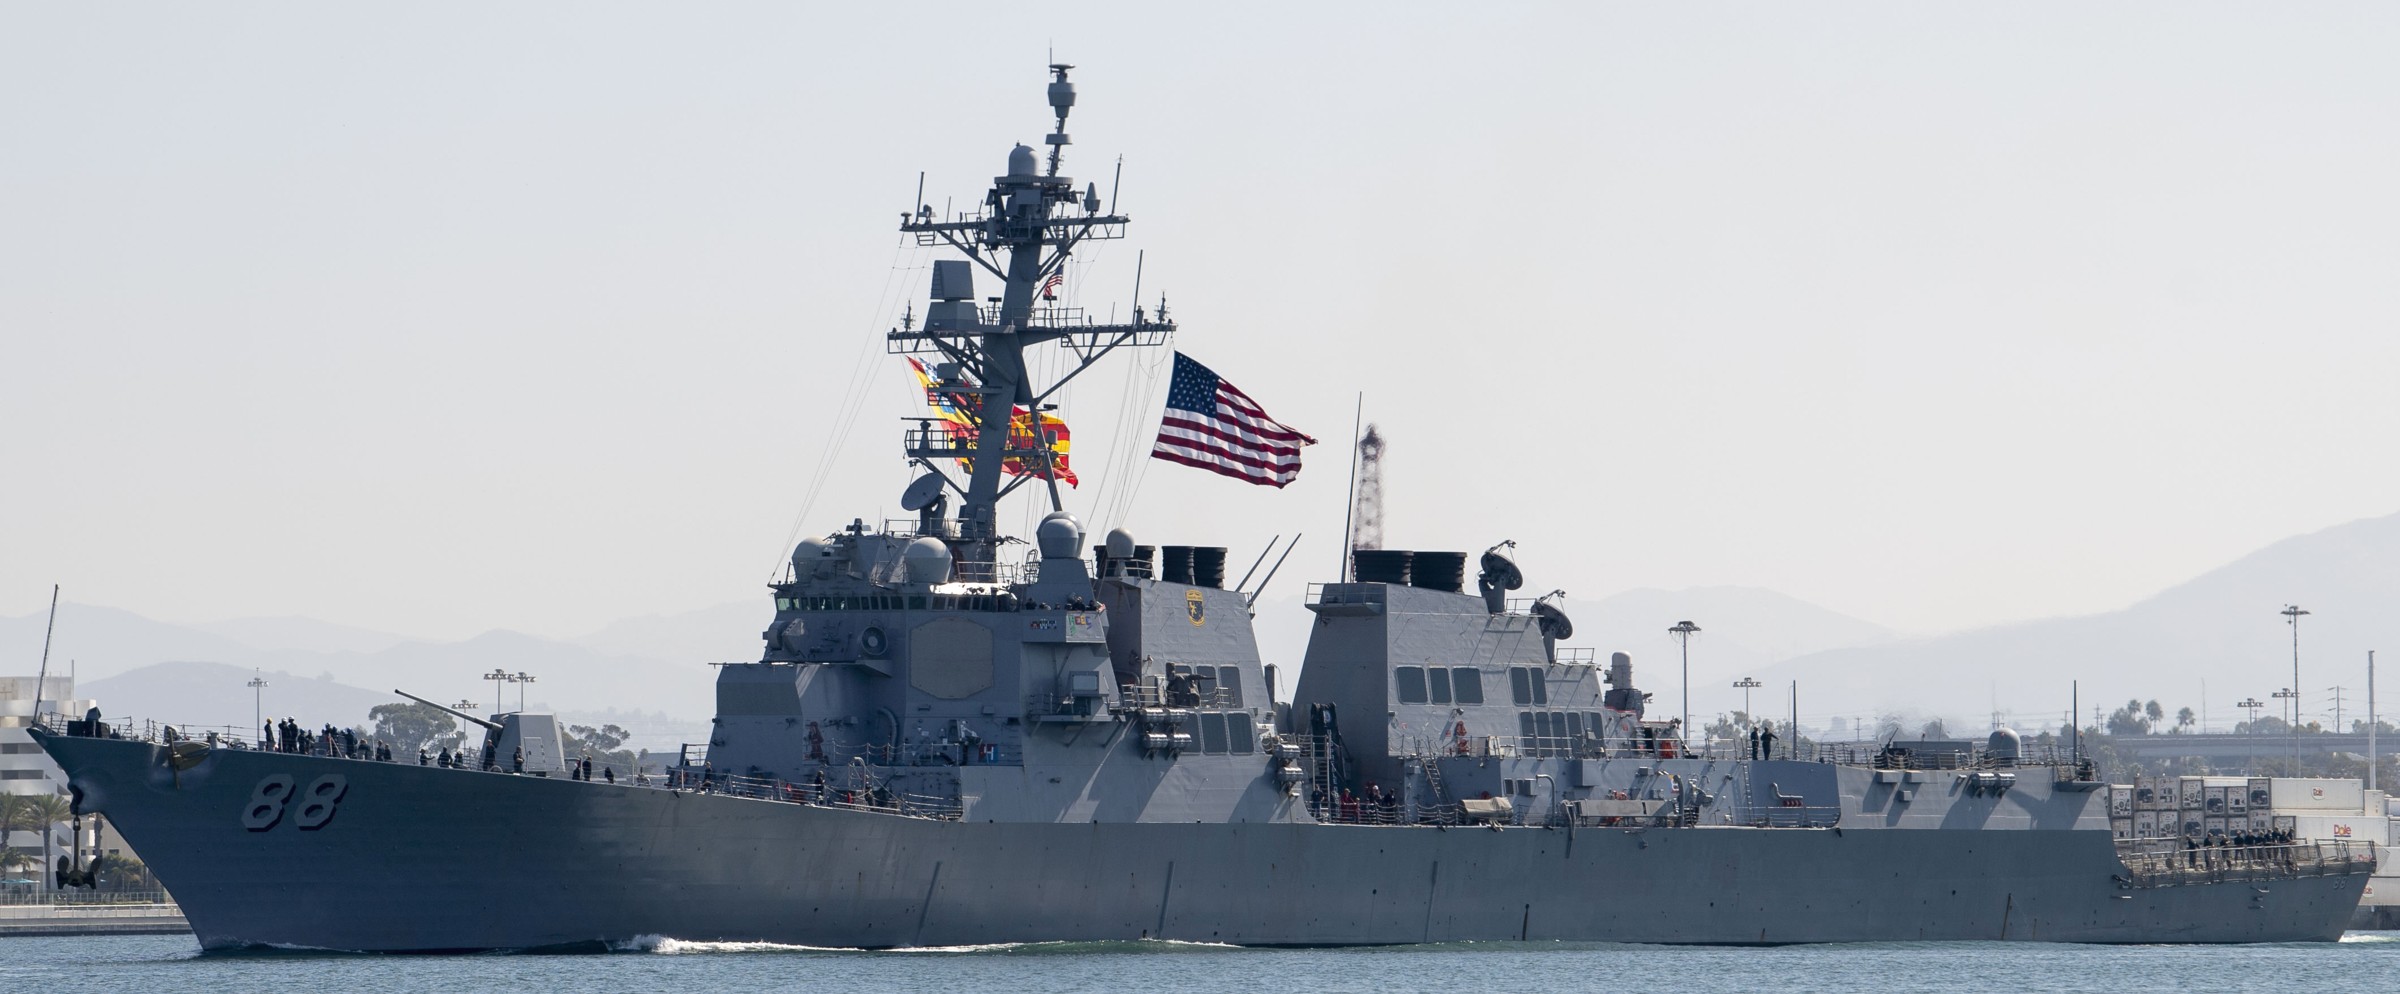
1040, 269, 1063, 300
1151, 352, 1315, 487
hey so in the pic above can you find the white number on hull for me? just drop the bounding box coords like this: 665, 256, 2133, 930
242, 774, 347, 831
241, 775, 296, 831
293, 775, 347, 830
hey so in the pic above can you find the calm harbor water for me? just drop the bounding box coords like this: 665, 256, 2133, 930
4, 932, 2398, 994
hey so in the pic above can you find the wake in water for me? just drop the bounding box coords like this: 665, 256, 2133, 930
613, 935, 1241, 956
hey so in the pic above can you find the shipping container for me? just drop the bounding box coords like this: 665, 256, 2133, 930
2274, 815, 2298, 834
2248, 777, 2273, 811
2133, 780, 2166, 809
2205, 815, 2231, 837
2270, 778, 2365, 811
2179, 776, 2205, 809
2227, 788, 2248, 815
2250, 811, 2273, 832
2108, 786, 2133, 817
2134, 810, 2159, 838
2203, 785, 2230, 815
2174, 813, 2205, 837
2286, 813, 2373, 842
2111, 818, 2133, 840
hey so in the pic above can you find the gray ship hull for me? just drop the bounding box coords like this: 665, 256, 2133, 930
45, 734, 2365, 951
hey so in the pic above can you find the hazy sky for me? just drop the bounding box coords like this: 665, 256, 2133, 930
5, 4, 2397, 646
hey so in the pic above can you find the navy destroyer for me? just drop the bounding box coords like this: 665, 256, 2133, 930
33, 67, 2374, 950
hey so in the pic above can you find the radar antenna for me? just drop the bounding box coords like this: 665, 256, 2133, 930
1348, 425, 1385, 554
888, 65, 1175, 568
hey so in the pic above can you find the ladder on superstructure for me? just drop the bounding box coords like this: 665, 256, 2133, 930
1421, 756, 1450, 806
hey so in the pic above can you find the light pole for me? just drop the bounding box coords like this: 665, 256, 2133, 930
1733, 677, 1762, 756
2283, 605, 2308, 771
2273, 688, 2299, 771
1669, 621, 1700, 752
246, 670, 269, 741
514, 672, 535, 712
1732, 677, 1762, 726
2237, 697, 2264, 731
484, 668, 511, 711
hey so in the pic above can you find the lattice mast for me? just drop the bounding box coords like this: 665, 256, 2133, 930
1348, 425, 1385, 553
887, 66, 1173, 564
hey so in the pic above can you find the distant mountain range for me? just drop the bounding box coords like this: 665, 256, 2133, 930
0, 603, 749, 751
9, 511, 2397, 745
1754, 512, 2400, 734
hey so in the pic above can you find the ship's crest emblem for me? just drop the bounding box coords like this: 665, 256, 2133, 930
1186, 588, 1206, 626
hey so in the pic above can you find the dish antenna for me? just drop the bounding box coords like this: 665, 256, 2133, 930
1476, 540, 1522, 614
900, 473, 947, 512
1531, 591, 1573, 642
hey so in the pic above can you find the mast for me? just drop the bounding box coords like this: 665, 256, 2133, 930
32, 584, 57, 724
889, 65, 1172, 565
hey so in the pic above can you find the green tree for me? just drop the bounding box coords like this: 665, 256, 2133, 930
88, 852, 155, 892
562, 724, 636, 776
21, 795, 69, 893
1703, 712, 1751, 746
2174, 707, 2196, 734
2239, 715, 2290, 735
367, 702, 466, 756
0, 846, 36, 876
2108, 700, 2151, 736
0, 795, 24, 843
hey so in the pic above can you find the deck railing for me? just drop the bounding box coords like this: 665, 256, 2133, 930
2114, 839, 2375, 888
40, 712, 965, 822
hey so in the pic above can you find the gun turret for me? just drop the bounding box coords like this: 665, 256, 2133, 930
393, 689, 501, 732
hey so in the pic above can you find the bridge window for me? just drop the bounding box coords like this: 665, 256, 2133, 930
1425, 666, 1451, 705
1394, 667, 1428, 704
1198, 711, 1229, 754
1452, 669, 1485, 705
1509, 666, 1548, 706
1519, 711, 1536, 750
1227, 712, 1254, 754
1216, 668, 1243, 708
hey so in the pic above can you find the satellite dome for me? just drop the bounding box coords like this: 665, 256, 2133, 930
1103, 527, 1136, 560
1007, 144, 1037, 177
792, 538, 832, 574
903, 537, 954, 585
1986, 727, 2023, 765
1036, 512, 1084, 559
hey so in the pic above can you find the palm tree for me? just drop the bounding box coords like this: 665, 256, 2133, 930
0, 846, 35, 883
22, 795, 70, 894
0, 796, 26, 855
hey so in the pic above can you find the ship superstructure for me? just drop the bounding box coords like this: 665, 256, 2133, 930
32, 68, 2374, 951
